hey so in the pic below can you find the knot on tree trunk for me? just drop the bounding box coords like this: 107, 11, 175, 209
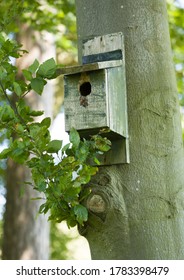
87, 194, 106, 213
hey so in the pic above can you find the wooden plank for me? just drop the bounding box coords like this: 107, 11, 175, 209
83, 32, 124, 56
57, 60, 122, 75
106, 66, 128, 138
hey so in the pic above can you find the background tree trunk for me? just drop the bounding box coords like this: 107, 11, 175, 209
76, 0, 184, 259
2, 25, 55, 259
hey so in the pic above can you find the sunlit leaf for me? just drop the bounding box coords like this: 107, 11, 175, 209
73, 204, 88, 225
30, 77, 46, 95
37, 58, 57, 79
47, 140, 62, 153
13, 81, 22, 96
69, 127, 80, 149
28, 59, 39, 74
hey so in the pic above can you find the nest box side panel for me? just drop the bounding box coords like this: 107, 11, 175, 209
106, 66, 128, 138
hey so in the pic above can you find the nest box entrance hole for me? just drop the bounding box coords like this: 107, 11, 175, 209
79, 81, 91, 96
79, 72, 91, 107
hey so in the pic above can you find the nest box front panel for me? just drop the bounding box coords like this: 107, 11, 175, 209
64, 69, 108, 136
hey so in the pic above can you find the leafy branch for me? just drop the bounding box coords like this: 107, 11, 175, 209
0, 35, 111, 227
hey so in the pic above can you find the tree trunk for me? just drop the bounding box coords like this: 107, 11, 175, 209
2, 25, 55, 259
76, 0, 184, 259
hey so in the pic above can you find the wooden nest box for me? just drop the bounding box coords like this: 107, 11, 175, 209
63, 33, 129, 165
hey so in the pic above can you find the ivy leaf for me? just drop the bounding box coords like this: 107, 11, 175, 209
73, 204, 88, 225
37, 58, 57, 79
69, 127, 80, 150
47, 140, 62, 153
30, 77, 46, 95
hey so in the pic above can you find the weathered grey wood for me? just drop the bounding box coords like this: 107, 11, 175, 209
57, 60, 122, 75
64, 69, 107, 132
107, 66, 128, 137
83, 32, 124, 56
64, 33, 129, 164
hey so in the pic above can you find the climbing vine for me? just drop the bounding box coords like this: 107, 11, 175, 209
0, 34, 111, 227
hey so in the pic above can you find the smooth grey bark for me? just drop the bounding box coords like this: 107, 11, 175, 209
76, 0, 184, 259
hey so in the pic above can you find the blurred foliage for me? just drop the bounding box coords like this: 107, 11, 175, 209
50, 221, 73, 259
0, 0, 77, 260
0, 220, 3, 259
0, 0, 77, 116
0, 0, 77, 54
167, 0, 184, 105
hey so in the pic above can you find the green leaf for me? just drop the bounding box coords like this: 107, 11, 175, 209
27, 110, 44, 117
0, 105, 15, 122
62, 143, 70, 153
77, 165, 98, 185
28, 59, 39, 74
0, 148, 11, 159
41, 117, 51, 128
30, 77, 46, 95
69, 127, 80, 149
37, 58, 57, 79
93, 157, 101, 165
28, 123, 51, 151
66, 217, 77, 228
75, 141, 89, 162
13, 81, 22, 96
31, 197, 44, 201
79, 187, 91, 202
47, 140, 62, 153
39, 203, 49, 215
10, 140, 30, 163
0, 68, 7, 80
32, 168, 47, 192
93, 135, 111, 152
22, 69, 32, 81
27, 157, 39, 168
73, 204, 88, 225
15, 123, 24, 133
29, 124, 41, 139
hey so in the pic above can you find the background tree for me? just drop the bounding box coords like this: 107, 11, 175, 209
0, 0, 77, 259
76, 0, 184, 259
2, 25, 54, 260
